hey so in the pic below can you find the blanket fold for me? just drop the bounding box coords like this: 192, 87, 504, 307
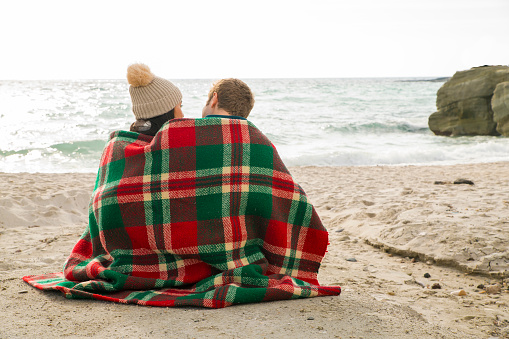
23, 117, 341, 307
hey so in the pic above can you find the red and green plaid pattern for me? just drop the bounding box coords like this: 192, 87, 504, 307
23, 117, 341, 307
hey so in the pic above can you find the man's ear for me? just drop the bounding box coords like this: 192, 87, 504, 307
210, 92, 218, 108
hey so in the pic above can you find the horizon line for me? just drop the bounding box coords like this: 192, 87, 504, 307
0, 75, 451, 81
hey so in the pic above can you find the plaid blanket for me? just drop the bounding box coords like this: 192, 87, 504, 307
23, 117, 341, 308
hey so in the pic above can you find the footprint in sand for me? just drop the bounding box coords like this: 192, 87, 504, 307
362, 200, 375, 206
42, 206, 60, 217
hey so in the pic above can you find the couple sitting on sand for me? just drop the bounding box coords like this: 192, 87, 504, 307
23, 64, 341, 308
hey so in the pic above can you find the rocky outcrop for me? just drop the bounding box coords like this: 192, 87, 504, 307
492, 81, 509, 135
428, 65, 509, 136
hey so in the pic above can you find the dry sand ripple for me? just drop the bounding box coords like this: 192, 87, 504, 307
291, 162, 509, 277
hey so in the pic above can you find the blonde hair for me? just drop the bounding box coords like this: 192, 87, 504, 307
207, 78, 255, 118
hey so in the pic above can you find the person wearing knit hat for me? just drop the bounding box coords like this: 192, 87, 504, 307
127, 63, 183, 136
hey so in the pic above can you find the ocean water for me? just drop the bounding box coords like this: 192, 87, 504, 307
1, 78, 508, 173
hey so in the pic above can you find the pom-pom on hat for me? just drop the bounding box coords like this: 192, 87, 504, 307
127, 63, 182, 120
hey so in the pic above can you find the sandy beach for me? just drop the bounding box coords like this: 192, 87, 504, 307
1, 162, 509, 338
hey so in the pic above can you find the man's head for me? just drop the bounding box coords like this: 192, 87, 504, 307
202, 78, 255, 118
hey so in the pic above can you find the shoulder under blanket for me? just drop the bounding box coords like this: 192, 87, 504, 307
23, 117, 341, 308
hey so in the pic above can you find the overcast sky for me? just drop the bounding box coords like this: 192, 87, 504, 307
1, 0, 507, 80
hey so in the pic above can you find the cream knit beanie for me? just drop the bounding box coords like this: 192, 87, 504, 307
127, 63, 182, 120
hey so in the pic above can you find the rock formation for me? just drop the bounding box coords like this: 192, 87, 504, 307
492, 81, 509, 135
428, 65, 509, 136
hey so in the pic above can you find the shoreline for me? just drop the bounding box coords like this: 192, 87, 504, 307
4, 158, 509, 175
1, 162, 508, 337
